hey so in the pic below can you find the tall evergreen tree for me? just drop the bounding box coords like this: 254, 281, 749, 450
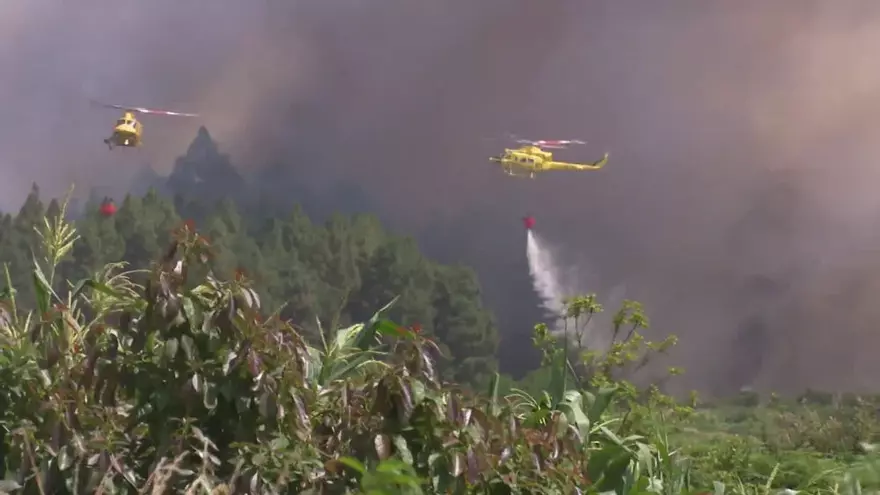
354, 236, 437, 328
61, 196, 124, 281
433, 265, 500, 386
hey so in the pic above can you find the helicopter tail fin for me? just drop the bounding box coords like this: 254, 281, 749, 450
570, 152, 610, 170
591, 152, 610, 169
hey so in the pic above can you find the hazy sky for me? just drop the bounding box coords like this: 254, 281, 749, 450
5, 0, 880, 393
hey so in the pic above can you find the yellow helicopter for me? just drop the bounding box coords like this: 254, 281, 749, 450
489, 138, 609, 178
91, 100, 198, 150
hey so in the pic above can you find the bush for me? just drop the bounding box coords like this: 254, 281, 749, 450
4, 195, 880, 494
0, 196, 674, 494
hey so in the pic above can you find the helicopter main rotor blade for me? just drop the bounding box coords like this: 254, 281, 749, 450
90, 99, 198, 117
515, 138, 588, 148
130, 107, 198, 117
90, 100, 129, 111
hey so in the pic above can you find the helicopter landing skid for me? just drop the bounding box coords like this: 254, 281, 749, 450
504, 169, 535, 179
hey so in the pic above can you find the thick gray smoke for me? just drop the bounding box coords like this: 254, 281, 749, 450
5, 0, 880, 394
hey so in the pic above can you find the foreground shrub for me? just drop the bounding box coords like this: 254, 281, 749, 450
5, 195, 879, 494
0, 199, 669, 494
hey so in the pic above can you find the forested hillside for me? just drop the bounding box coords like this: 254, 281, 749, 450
0, 182, 499, 387
130, 127, 546, 375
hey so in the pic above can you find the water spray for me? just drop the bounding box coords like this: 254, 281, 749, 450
524, 218, 623, 350
525, 220, 567, 328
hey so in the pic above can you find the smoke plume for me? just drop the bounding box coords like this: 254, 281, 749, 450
7, 1, 880, 393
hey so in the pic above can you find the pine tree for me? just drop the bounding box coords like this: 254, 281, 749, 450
1, 184, 46, 307
354, 236, 436, 327
432, 265, 500, 386
60, 197, 124, 281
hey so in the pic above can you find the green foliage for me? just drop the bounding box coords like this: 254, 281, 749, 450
511, 296, 880, 494
0, 185, 499, 389
0, 205, 671, 493
2, 188, 880, 494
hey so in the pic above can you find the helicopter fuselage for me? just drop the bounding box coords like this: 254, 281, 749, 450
490, 147, 553, 177
105, 112, 142, 149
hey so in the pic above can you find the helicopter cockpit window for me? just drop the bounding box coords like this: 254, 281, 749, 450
116, 119, 126, 126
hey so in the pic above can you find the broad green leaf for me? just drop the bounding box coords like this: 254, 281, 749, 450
57, 445, 73, 470
203, 381, 218, 409
369, 296, 399, 325
181, 334, 196, 361
165, 337, 179, 360
182, 296, 200, 329
587, 386, 618, 424
589, 445, 633, 493
223, 350, 238, 375
375, 433, 392, 460
270, 437, 290, 451
355, 296, 399, 350
393, 435, 413, 465
339, 456, 367, 475
69, 278, 124, 301
558, 390, 590, 442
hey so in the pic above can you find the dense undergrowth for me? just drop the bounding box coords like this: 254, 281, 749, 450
1, 196, 880, 494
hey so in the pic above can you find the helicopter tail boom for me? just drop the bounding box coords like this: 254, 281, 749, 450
547, 152, 609, 171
